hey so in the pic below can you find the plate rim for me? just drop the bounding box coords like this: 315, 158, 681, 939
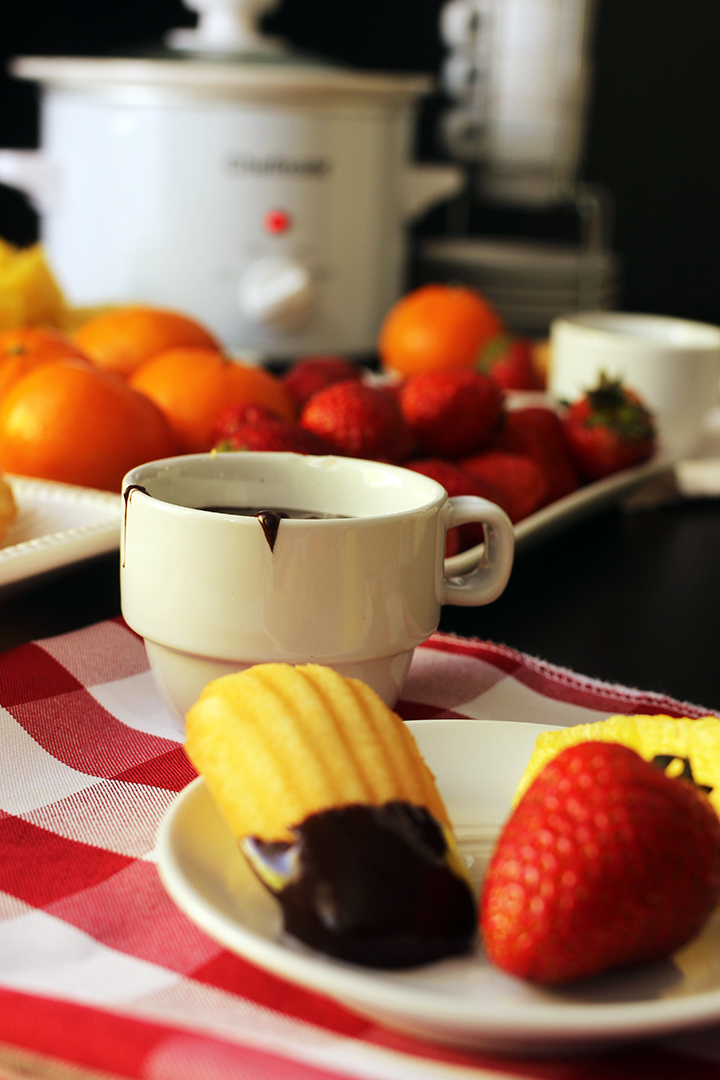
156, 719, 720, 1045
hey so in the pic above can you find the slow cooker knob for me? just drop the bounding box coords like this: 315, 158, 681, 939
237, 256, 315, 331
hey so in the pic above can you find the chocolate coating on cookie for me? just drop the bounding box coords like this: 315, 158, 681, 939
244, 801, 477, 968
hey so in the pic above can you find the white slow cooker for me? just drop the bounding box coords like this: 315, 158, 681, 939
0, 3, 461, 355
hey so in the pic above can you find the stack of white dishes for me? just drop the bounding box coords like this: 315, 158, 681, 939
416, 236, 620, 335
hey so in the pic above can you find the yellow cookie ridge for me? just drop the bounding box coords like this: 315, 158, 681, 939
185, 662, 450, 842
513, 713, 720, 820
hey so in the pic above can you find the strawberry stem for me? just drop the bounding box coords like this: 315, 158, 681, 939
584, 373, 656, 442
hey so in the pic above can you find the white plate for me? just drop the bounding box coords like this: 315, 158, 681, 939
0, 476, 122, 591
157, 718, 720, 1054
445, 455, 674, 577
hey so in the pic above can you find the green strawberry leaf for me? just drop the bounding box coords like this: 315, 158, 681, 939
584, 373, 656, 442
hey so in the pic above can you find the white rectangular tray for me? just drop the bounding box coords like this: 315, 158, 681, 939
445, 455, 675, 576
0, 457, 673, 593
0, 476, 122, 592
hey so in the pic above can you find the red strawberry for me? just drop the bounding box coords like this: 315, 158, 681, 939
492, 407, 579, 504
282, 357, 362, 410
399, 369, 503, 459
300, 381, 412, 462
481, 741, 720, 985
563, 375, 657, 481
478, 334, 544, 391
461, 450, 548, 523
215, 417, 333, 455
212, 402, 282, 444
408, 457, 503, 504
408, 458, 505, 553
375, 378, 404, 405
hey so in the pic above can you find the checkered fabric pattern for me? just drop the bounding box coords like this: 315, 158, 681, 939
1, 617, 720, 1080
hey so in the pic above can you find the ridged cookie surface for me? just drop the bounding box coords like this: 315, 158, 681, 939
0, 474, 16, 544
184, 662, 450, 842
514, 714, 720, 819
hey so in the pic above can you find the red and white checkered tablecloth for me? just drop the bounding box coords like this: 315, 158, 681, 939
2, 617, 720, 1080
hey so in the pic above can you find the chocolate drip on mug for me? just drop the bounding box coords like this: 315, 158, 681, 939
122, 484, 150, 567
255, 509, 288, 551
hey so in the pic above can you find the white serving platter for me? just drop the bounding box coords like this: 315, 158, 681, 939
0, 456, 670, 594
157, 718, 720, 1055
445, 455, 674, 576
0, 476, 122, 592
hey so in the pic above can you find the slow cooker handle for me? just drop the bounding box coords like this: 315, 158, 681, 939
0, 150, 62, 213
403, 163, 466, 221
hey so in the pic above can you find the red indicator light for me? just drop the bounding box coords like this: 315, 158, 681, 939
264, 209, 291, 234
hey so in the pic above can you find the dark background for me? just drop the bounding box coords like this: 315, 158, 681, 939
0, 0, 718, 325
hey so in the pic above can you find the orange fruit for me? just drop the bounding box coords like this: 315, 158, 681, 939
73, 305, 221, 377
129, 347, 295, 452
0, 359, 181, 492
0, 326, 89, 400
378, 284, 504, 377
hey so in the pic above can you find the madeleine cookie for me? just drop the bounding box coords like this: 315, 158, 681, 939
0, 474, 16, 543
185, 663, 476, 967
514, 714, 720, 820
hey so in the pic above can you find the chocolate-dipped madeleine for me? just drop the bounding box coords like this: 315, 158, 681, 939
185, 663, 477, 967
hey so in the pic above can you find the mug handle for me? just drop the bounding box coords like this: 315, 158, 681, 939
441, 496, 514, 606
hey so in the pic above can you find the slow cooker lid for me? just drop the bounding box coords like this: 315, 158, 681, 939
12, 0, 432, 105
11, 54, 432, 106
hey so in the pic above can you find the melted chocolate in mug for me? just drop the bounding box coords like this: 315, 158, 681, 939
200, 506, 348, 518
199, 505, 350, 552
123, 488, 347, 557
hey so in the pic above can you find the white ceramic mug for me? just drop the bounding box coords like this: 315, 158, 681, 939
550, 311, 720, 456
120, 452, 514, 725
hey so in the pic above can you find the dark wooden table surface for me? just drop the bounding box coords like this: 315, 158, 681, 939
2, 497, 720, 713
439, 498, 720, 713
